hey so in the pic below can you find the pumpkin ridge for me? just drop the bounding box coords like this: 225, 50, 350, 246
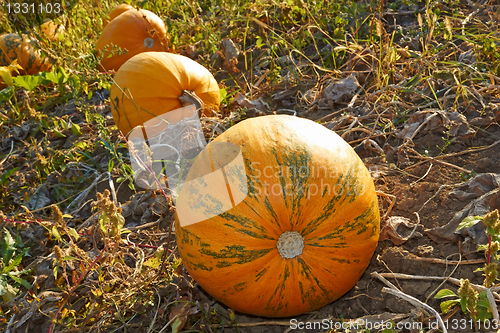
263, 197, 280, 227
271, 147, 291, 210
218, 211, 269, 232
191, 262, 212, 271
221, 223, 274, 240
296, 258, 332, 306
300, 164, 371, 238
255, 267, 269, 282
315, 200, 378, 241
198, 245, 272, 264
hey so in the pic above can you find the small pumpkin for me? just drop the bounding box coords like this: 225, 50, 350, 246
40, 20, 65, 42
0, 33, 52, 87
110, 51, 220, 136
96, 8, 168, 72
174, 115, 380, 317
103, 3, 134, 28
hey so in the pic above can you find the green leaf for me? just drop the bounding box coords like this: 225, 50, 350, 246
0, 167, 18, 186
12, 74, 44, 91
4, 251, 24, 274
71, 122, 82, 136
53, 128, 66, 138
43, 71, 58, 84
9, 275, 32, 289
41, 118, 50, 129
0, 274, 8, 296
15, 234, 23, 248
460, 297, 468, 313
56, 67, 69, 85
440, 299, 460, 313
108, 159, 114, 173
0, 279, 19, 300
99, 215, 108, 235
219, 87, 228, 103
68, 228, 80, 241
0, 86, 14, 102
478, 298, 492, 310
478, 308, 493, 321
1, 229, 16, 269
435, 289, 458, 299
60, 118, 68, 130
116, 213, 125, 230
72, 141, 87, 150
171, 316, 185, 333
256, 37, 263, 48
456, 216, 484, 231
52, 225, 62, 241
62, 255, 79, 261
8, 268, 30, 276
69, 74, 81, 92
228, 309, 236, 321
143, 247, 165, 269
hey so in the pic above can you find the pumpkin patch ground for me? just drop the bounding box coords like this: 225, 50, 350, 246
2, 1, 500, 333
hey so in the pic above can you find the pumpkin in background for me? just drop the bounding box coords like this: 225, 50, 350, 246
0, 33, 52, 87
40, 20, 65, 42
103, 3, 134, 28
110, 51, 220, 136
174, 115, 380, 317
96, 8, 168, 72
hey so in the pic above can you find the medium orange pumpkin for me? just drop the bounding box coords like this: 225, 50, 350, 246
174, 115, 380, 317
0, 33, 52, 81
95, 8, 168, 72
103, 3, 134, 28
110, 51, 220, 136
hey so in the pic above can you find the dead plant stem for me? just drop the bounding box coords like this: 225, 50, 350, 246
48, 245, 108, 333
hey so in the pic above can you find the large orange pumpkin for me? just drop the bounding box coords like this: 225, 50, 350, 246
174, 115, 380, 318
103, 3, 134, 28
110, 51, 220, 136
96, 8, 168, 72
0, 33, 52, 87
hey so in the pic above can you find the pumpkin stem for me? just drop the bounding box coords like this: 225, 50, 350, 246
277, 231, 304, 259
143, 37, 155, 48
179, 90, 205, 116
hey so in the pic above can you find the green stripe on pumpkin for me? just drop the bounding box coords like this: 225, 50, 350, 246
219, 211, 269, 234
200, 245, 272, 265
222, 223, 274, 239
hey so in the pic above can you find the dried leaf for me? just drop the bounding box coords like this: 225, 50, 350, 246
169, 301, 191, 333
379, 216, 421, 245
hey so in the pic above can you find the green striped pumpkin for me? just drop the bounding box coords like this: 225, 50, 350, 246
0, 33, 52, 76
174, 115, 380, 317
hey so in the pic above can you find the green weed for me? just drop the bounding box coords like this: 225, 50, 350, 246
435, 210, 500, 325
0, 228, 32, 303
